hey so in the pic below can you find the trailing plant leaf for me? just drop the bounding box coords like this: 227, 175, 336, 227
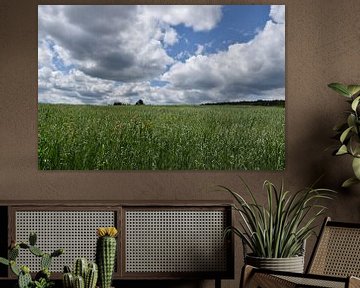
347, 85, 360, 96
222, 178, 335, 258
352, 157, 360, 179
349, 135, 360, 156
342, 177, 360, 188
351, 96, 360, 111
340, 127, 353, 143
335, 145, 348, 155
348, 114, 357, 132
328, 83, 351, 97
329, 82, 360, 186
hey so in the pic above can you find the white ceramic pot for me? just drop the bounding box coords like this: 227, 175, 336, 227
245, 254, 305, 273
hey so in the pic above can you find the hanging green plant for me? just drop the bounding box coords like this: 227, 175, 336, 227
328, 83, 360, 187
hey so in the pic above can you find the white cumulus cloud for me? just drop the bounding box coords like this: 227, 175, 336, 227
139, 5, 222, 31
162, 5, 285, 102
38, 5, 284, 105
270, 5, 285, 24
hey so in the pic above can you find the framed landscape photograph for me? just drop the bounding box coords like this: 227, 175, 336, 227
38, 5, 285, 170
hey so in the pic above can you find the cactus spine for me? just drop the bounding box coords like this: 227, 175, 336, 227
75, 258, 88, 279
63, 272, 74, 288
85, 262, 98, 288
74, 275, 85, 288
41, 253, 52, 270
63, 260, 98, 288
18, 269, 32, 288
96, 227, 118, 288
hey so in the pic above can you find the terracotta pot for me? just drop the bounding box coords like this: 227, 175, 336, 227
245, 254, 304, 273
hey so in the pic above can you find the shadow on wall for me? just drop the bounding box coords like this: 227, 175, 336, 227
295, 105, 360, 220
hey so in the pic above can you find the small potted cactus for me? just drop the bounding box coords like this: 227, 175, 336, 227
96, 227, 118, 288
62, 258, 98, 288
0, 232, 64, 288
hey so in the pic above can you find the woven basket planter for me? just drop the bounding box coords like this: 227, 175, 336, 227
245, 254, 305, 273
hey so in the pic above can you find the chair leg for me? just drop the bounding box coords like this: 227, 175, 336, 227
240, 265, 255, 288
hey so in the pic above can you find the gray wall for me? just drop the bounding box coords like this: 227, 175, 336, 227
1, 0, 360, 287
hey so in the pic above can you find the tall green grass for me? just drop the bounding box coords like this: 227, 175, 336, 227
38, 104, 285, 170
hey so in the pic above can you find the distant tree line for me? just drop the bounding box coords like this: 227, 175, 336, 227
114, 99, 145, 106
201, 100, 285, 107
113, 99, 285, 107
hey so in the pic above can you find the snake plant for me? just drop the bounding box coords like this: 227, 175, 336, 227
222, 179, 335, 258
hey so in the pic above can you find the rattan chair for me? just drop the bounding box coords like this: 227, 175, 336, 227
241, 217, 360, 288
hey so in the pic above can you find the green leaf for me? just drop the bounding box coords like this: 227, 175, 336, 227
342, 177, 360, 188
347, 85, 360, 97
349, 135, 360, 156
351, 96, 360, 111
328, 83, 351, 97
340, 126, 353, 143
352, 157, 360, 179
0, 257, 9, 266
222, 179, 335, 258
347, 114, 356, 129
336, 144, 348, 155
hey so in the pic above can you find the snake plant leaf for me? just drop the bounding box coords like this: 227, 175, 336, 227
328, 83, 351, 97
351, 96, 360, 111
352, 157, 360, 179
347, 85, 360, 97
340, 126, 353, 143
222, 179, 335, 258
336, 144, 348, 155
342, 177, 360, 188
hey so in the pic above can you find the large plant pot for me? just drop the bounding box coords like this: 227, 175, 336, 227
245, 254, 304, 273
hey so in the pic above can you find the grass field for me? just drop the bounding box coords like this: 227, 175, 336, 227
38, 104, 285, 170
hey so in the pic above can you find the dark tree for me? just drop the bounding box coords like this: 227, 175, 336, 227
114, 102, 123, 106
135, 99, 144, 105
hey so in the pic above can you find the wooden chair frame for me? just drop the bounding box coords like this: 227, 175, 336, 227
241, 217, 360, 288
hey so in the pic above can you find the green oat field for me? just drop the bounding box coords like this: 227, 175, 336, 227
38, 104, 285, 170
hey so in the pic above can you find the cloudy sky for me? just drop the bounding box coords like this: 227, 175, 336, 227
38, 5, 285, 105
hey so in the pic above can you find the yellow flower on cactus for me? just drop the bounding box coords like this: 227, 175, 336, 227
97, 227, 107, 237
97, 227, 118, 238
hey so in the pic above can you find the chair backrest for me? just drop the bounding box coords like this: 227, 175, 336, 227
307, 217, 360, 277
